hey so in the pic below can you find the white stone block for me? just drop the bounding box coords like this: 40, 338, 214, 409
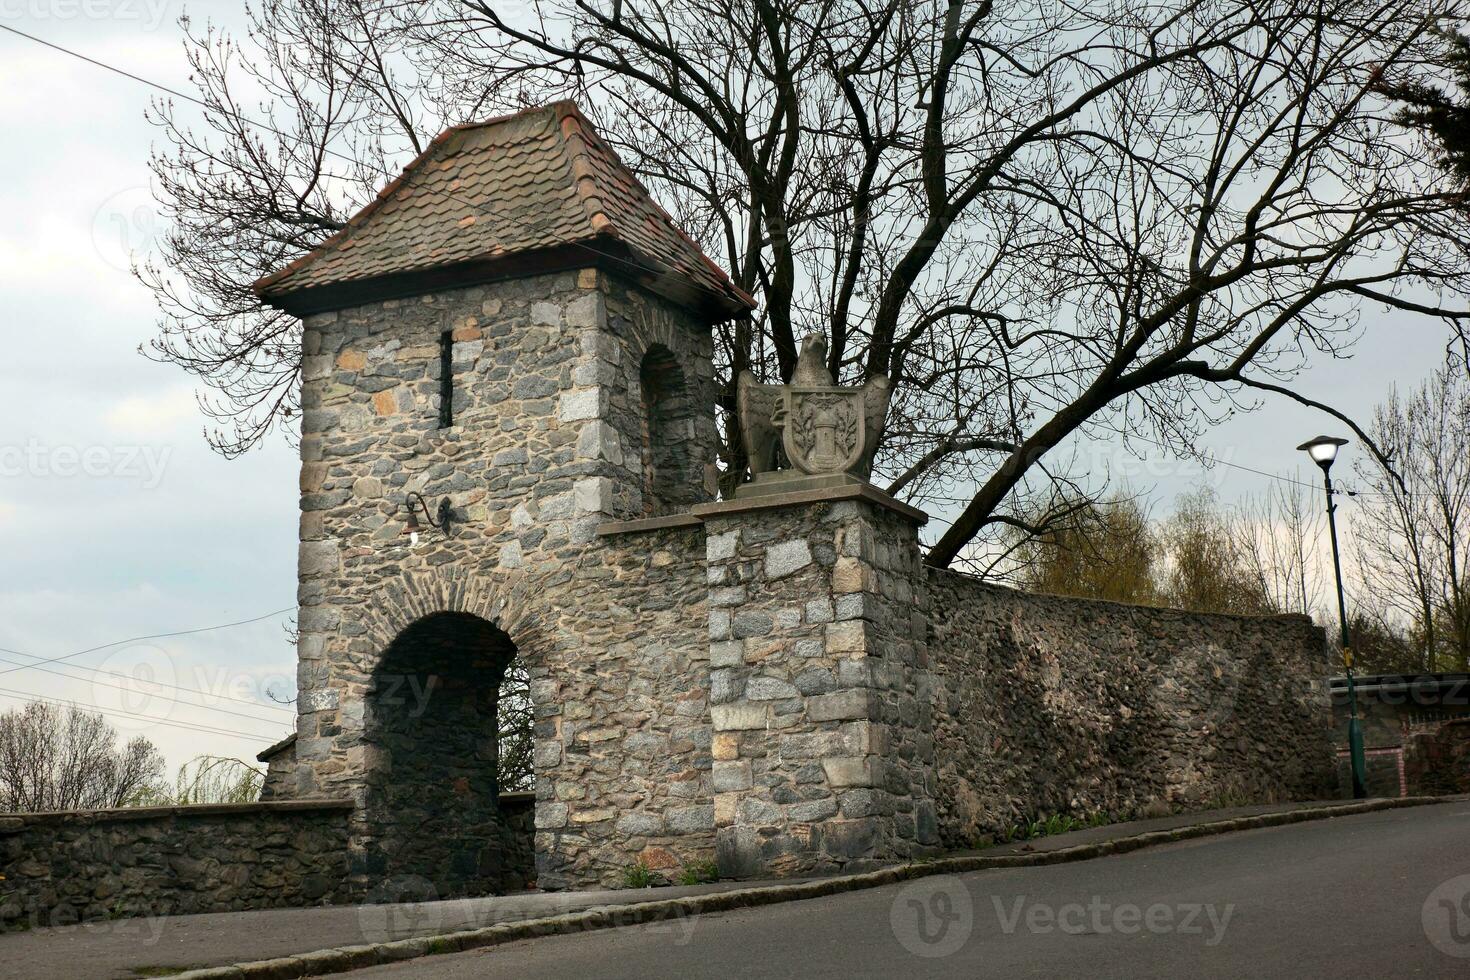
575, 420, 624, 464
558, 387, 605, 421
574, 476, 614, 514
707, 530, 739, 562
765, 539, 813, 579
565, 293, 601, 328
712, 703, 768, 730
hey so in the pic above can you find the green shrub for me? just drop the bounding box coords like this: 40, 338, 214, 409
999, 809, 1112, 843
621, 860, 661, 889
676, 860, 719, 885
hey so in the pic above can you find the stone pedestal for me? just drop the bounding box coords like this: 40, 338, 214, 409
694, 486, 938, 877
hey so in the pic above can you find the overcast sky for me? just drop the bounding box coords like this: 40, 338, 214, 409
0, 2, 1459, 777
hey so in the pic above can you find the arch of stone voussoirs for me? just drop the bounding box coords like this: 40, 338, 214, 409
355, 564, 552, 668
638, 342, 693, 508
355, 567, 550, 897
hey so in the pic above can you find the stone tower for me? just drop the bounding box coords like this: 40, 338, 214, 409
255, 102, 754, 893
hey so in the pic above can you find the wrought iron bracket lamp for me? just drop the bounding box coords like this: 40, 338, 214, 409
401, 492, 453, 545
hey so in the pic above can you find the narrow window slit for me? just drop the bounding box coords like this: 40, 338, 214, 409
439, 330, 454, 428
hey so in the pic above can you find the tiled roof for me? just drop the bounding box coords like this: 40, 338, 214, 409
254, 102, 754, 320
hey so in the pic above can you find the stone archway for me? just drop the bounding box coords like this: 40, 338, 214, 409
638, 343, 699, 514
361, 610, 525, 898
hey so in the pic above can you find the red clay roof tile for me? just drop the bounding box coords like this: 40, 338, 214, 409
254, 102, 754, 320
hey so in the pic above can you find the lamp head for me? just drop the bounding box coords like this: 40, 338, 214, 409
402, 505, 423, 545
1297, 435, 1348, 470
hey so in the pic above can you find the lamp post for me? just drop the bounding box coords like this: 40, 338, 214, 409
1297, 435, 1367, 799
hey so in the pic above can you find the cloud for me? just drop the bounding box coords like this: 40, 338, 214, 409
105, 385, 198, 436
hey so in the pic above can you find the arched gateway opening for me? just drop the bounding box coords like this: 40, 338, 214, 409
361, 611, 531, 897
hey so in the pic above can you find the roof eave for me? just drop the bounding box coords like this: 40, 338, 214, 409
257, 240, 754, 323
256, 732, 297, 763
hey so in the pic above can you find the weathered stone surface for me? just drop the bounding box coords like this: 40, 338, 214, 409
735, 334, 892, 481
703, 496, 935, 879
765, 540, 813, 579
276, 218, 1334, 906
0, 802, 362, 929
925, 572, 1336, 847
291, 270, 720, 894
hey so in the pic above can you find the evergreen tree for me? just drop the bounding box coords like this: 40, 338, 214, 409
1378, 30, 1470, 189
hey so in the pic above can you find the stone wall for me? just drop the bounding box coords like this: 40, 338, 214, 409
257, 734, 297, 801
494, 792, 538, 891
1405, 719, 1470, 796
535, 522, 716, 889
925, 571, 1337, 847
293, 266, 719, 891
699, 491, 937, 878
285, 253, 1340, 892
0, 801, 354, 929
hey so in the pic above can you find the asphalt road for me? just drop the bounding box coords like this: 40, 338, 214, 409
347, 799, 1470, 979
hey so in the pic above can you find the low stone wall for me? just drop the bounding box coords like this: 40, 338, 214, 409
1405, 719, 1470, 796
925, 572, 1337, 847
0, 800, 355, 929
496, 792, 537, 891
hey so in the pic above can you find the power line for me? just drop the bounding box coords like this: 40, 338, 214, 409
0, 606, 296, 677
0, 652, 295, 715
0, 23, 665, 283
0, 655, 291, 727
1110, 430, 1336, 494
0, 646, 295, 717
907, 428, 1413, 507
0, 689, 284, 743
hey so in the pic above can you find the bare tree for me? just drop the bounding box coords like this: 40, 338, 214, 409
0, 702, 165, 813
148, 756, 265, 805
1007, 494, 1159, 604
1232, 478, 1325, 617
1352, 363, 1470, 671
496, 660, 533, 792
1156, 488, 1274, 615
146, 0, 1470, 566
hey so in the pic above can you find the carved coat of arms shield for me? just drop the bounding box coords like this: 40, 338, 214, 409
780, 386, 866, 475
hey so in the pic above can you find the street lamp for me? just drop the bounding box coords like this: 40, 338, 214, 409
1297, 435, 1367, 799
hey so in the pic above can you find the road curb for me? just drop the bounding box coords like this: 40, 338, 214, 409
169, 796, 1451, 979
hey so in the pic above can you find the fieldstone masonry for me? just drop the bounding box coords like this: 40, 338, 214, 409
0, 801, 354, 929
240, 101, 1336, 902
0, 103, 1340, 927
698, 493, 938, 876
288, 268, 722, 892
924, 574, 1337, 845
